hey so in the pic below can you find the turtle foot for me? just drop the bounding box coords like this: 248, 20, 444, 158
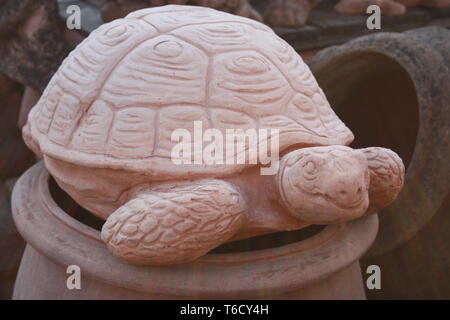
101, 179, 246, 265
359, 147, 405, 215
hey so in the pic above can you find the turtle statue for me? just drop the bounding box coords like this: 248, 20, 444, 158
23, 5, 404, 265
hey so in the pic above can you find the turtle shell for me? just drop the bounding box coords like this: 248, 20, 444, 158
27, 5, 353, 175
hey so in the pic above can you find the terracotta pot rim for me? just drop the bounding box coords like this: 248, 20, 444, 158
12, 162, 378, 298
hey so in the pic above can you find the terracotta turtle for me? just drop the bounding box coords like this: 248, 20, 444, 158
23, 5, 404, 265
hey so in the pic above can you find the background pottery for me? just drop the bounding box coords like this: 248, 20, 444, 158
309, 26, 450, 256
309, 26, 450, 298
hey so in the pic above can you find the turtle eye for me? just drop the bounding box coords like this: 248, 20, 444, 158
302, 159, 319, 180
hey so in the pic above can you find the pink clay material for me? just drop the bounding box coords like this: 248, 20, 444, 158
23, 5, 404, 265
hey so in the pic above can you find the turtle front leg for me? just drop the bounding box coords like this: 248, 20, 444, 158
101, 179, 246, 265
359, 147, 405, 215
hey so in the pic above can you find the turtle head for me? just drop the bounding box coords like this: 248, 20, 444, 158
276, 146, 370, 224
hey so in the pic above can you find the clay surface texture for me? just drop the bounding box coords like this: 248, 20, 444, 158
24, 5, 404, 265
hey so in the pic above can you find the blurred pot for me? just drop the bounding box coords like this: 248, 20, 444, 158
309, 26, 450, 256
0, 179, 25, 300
12, 162, 378, 299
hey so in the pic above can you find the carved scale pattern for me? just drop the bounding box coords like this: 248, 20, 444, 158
101, 179, 245, 265
30, 5, 353, 167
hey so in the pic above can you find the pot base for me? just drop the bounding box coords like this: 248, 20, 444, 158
14, 245, 366, 300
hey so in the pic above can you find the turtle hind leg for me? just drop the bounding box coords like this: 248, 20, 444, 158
360, 147, 405, 215
101, 179, 247, 266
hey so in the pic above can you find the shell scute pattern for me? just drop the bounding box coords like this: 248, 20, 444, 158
127, 5, 272, 33
47, 93, 81, 146
253, 30, 318, 97
99, 35, 208, 108
244, 29, 352, 140
157, 106, 209, 158
210, 108, 255, 130
33, 18, 158, 145
209, 51, 292, 117
71, 100, 114, 154
30, 6, 354, 170
170, 21, 256, 54
36, 79, 63, 134
58, 19, 157, 108
107, 107, 156, 158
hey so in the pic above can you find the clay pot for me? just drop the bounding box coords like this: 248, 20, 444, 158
263, 0, 320, 27
0, 179, 25, 299
0, 0, 70, 92
308, 26, 450, 256
12, 163, 377, 299
0, 76, 34, 299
